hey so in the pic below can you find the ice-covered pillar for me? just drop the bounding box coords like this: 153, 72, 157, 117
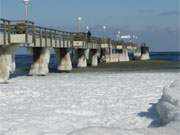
89, 49, 98, 66
77, 49, 87, 68
56, 48, 72, 72
118, 48, 129, 62
99, 48, 107, 63
141, 46, 150, 60
29, 47, 50, 76
133, 47, 141, 60
0, 46, 16, 83
85, 49, 90, 60
10, 47, 16, 73
109, 45, 113, 63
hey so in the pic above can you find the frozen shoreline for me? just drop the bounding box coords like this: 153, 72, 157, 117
69, 80, 180, 135
0, 72, 179, 135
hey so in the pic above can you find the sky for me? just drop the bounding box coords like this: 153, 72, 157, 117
0, 0, 180, 52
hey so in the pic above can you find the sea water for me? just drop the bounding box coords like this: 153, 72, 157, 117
16, 52, 180, 69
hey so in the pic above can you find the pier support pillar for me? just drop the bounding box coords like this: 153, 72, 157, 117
56, 48, 72, 72
133, 48, 141, 60
140, 46, 150, 60
118, 48, 129, 62
85, 49, 90, 60
10, 47, 16, 73
77, 49, 87, 68
100, 48, 108, 63
90, 49, 98, 66
0, 46, 16, 83
29, 47, 50, 76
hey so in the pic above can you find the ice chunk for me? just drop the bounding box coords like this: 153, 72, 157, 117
156, 80, 180, 125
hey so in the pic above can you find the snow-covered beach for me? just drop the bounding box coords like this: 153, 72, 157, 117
0, 72, 179, 135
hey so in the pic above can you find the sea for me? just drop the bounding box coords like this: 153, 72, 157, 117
15, 52, 180, 69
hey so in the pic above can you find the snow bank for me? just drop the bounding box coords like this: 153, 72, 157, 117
67, 127, 139, 135
68, 126, 179, 135
68, 80, 180, 135
1, 73, 179, 135
156, 80, 180, 125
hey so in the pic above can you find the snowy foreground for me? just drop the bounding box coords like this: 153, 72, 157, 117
0, 72, 179, 135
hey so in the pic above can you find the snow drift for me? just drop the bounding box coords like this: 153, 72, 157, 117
156, 80, 180, 126
68, 80, 180, 135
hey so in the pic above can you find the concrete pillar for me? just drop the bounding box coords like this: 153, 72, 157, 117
77, 49, 87, 68
29, 47, 50, 76
0, 46, 15, 83
132, 47, 141, 60
56, 48, 72, 72
10, 47, 16, 73
100, 48, 107, 62
119, 48, 130, 62
140, 46, 150, 60
71, 49, 77, 67
141, 52, 150, 60
85, 49, 90, 60
109, 46, 113, 63
89, 49, 98, 66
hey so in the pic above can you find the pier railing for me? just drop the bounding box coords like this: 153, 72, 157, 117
0, 18, 11, 45
0, 18, 139, 49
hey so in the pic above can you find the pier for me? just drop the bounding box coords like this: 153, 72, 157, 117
0, 18, 150, 82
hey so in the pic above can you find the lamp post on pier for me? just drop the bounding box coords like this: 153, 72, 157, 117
103, 25, 106, 38
86, 26, 89, 32
23, 0, 30, 20
116, 31, 121, 41
77, 17, 82, 32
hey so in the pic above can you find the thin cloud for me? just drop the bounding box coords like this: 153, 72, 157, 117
159, 11, 180, 16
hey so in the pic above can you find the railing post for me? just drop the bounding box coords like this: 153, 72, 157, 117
55, 30, 57, 47
63, 32, 65, 48
50, 30, 52, 46
59, 32, 61, 48
3, 20, 6, 45
25, 20, 28, 43
40, 27, 42, 47
7, 21, 11, 44
45, 28, 47, 47
70, 33, 73, 48
32, 23, 36, 46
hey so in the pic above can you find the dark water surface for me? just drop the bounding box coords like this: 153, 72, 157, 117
15, 52, 180, 73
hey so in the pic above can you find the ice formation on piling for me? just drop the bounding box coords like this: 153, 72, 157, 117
77, 49, 87, 68
56, 48, 72, 71
119, 49, 129, 62
141, 52, 150, 60
0, 46, 16, 83
29, 48, 50, 76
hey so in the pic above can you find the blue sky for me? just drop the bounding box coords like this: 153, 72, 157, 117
0, 0, 180, 52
